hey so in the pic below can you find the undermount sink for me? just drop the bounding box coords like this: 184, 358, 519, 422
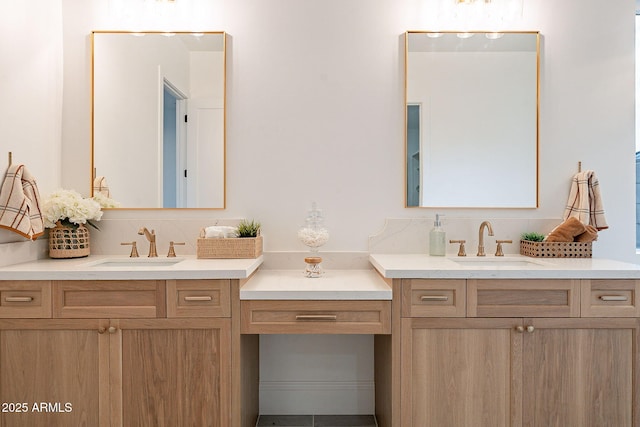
88, 258, 185, 268
452, 257, 545, 268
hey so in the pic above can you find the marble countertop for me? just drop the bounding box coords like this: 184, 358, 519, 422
239, 269, 392, 300
0, 255, 263, 280
370, 253, 640, 279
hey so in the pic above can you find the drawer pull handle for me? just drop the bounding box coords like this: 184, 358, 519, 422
420, 295, 448, 302
5, 296, 34, 303
184, 296, 213, 302
295, 314, 337, 321
600, 295, 628, 302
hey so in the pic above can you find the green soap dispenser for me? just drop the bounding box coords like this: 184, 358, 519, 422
429, 214, 446, 256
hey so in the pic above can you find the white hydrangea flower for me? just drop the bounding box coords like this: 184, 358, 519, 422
42, 189, 103, 229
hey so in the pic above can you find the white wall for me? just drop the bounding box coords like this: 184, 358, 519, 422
0, 1, 63, 245
57, 0, 637, 262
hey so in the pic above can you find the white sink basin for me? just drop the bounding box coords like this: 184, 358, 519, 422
88, 258, 184, 268
452, 257, 545, 268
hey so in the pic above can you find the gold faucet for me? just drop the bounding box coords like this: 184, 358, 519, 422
477, 221, 494, 257
138, 227, 158, 257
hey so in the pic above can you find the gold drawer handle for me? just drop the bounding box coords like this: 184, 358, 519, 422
184, 296, 213, 302
5, 296, 34, 303
420, 295, 449, 302
295, 314, 337, 321
599, 295, 628, 302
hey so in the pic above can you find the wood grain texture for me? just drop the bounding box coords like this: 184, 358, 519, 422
0, 324, 104, 427
119, 321, 230, 427
53, 281, 166, 318
523, 318, 637, 427
241, 300, 391, 334
401, 279, 466, 318
166, 279, 231, 318
401, 318, 519, 427
468, 279, 580, 317
581, 279, 640, 318
0, 281, 52, 318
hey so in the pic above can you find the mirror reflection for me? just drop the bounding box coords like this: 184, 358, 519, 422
92, 31, 226, 208
406, 31, 539, 208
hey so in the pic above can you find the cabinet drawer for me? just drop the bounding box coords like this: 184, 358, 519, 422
467, 279, 580, 317
53, 280, 166, 318
167, 279, 230, 318
241, 300, 391, 334
0, 281, 51, 318
581, 279, 640, 317
401, 279, 466, 317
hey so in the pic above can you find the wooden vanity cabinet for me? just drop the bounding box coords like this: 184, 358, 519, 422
0, 279, 232, 427
400, 278, 640, 427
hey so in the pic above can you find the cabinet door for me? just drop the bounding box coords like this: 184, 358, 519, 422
113, 318, 231, 427
522, 318, 639, 427
401, 318, 522, 427
0, 319, 109, 427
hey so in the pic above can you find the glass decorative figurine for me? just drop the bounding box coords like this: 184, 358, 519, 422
297, 202, 329, 277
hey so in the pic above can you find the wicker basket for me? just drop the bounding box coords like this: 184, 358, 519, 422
49, 223, 90, 259
520, 240, 592, 258
197, 234, 263, 259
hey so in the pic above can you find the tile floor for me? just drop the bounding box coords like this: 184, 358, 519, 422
256, 414, 377, 427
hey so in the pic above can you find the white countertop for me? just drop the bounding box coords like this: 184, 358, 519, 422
369, 253, 640, 279
240, 269, 392, 300
0, 255, 263, 280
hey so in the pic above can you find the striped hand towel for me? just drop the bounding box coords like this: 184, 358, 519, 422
563, 170, 608, 231
93, 176, 110, 198
0, 164, 45, 240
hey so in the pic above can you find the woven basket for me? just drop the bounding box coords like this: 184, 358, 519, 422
49, 223, 90, 259
197, 233, 263, 259
520, 240, 592, 258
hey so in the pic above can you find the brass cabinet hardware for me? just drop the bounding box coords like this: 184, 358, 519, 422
184, 296, 213, 302
420, 295, 449, 302
599, 295, 628, 302
5, 296, 34, 303
295, 314, 337, 321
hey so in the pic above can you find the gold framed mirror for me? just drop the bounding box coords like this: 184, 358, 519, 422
91, 31, 226, 209
405, 31, 539, 208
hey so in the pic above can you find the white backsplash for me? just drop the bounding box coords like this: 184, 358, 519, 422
369, 217, 563, 255
90, 218, 243, 257
0, 239, 48, 267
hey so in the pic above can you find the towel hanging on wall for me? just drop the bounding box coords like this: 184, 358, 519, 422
93, 176, 110, 198
563, 170, 608, 231
0, 164, 45, 240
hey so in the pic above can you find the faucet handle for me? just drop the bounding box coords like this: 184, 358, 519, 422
120, 241, 139, 258
449, 240, 466, 257
167, 241, 185, 258
495, 240, 513, 257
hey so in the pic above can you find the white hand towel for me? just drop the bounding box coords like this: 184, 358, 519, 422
0, 164, 45, 240
563, 170, 608, 230
204, 225, 238, 238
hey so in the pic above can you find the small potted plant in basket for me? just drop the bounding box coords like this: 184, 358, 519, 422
42, 189, 103, 259
197, 219, 263, 259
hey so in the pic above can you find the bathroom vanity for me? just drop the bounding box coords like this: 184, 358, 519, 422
371, 254, 640, 427
0, 254, 638, 427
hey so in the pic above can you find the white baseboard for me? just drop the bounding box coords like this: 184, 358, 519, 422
259, 380, 375, 415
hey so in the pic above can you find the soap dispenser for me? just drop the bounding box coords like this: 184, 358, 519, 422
429, 214, 446, 256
